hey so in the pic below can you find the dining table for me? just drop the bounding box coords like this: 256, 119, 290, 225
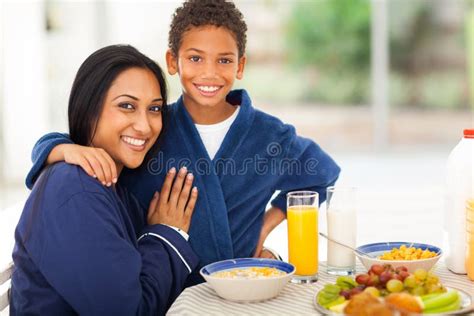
167, 261, 474, 315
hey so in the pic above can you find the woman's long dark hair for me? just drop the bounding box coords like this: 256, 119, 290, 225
23, 45, 168, 243
69, 44, 168, 148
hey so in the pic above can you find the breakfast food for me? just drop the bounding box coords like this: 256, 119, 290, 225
211, 267, 286, 279
316, 264, 463, 315
344, 292, 393, 316
354, 265, 446, 296
385, 292, 422, 314
379, 245, 438, 260
421, 290, 461, 314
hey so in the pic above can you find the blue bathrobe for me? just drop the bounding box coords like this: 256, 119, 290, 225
26, 89, 340, 286
12, 162, 198, 315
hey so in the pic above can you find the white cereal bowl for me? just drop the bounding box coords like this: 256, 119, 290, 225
356, 242, 442, 273
200, 258, 295, 302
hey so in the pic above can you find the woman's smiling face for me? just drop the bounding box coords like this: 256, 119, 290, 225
91, 67, 164, 173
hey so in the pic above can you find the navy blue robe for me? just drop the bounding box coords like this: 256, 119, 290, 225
12, 162, 198, 315
26, 89, 340, 286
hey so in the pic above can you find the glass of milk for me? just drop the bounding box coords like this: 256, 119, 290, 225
326, 186, 357, 275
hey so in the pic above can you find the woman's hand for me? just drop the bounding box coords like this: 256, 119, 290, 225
147, 167, 198, 233
50, 144, 118, 186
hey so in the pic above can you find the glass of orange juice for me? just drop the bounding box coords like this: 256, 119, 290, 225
287, 191, 319, 283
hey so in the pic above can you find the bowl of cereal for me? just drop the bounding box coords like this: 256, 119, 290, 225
200, 258, 295, 302
355, 242, 442, 273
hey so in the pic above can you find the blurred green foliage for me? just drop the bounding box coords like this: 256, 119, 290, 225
284, 0, 469, 108
388, 1, 431, 72
285, 0, 370, 104
286, 0, 370, 73
468, 0, 474, 108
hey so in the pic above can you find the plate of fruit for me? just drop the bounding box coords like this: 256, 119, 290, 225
314, 264, 472, 315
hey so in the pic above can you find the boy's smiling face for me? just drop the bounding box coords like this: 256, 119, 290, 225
166, 25, 246, 117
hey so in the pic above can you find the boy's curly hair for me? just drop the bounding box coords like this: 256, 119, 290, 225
169, 0, 247, 58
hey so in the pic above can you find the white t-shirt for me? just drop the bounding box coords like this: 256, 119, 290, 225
195, 106, 240, 160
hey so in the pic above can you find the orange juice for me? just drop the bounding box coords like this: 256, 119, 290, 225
467, 239, 474, 281
467, 206, 474, 281
287, 205, 318, 275
467, 202, 474, 281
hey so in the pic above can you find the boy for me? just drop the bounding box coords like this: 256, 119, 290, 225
26, 0, 340, 286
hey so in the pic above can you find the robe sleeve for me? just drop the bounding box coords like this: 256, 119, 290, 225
26, 132, 72, 189
270, 128, 340, 214
28, 191, 198, 316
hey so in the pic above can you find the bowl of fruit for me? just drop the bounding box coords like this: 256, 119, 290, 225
315, 264, 472, 315
355, 242, 442, 273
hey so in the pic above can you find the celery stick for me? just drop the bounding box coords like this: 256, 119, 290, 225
421, 293, 442, 302
423, 290, 459, 311
324, 284, 341, 294
424, 296, 461, 314
319, 291, 338, 300
326, 296, 346, 308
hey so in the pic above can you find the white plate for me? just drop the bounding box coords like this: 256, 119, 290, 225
313, 287, 473, 315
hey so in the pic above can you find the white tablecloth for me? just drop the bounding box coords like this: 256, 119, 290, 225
167, 262, 474, 315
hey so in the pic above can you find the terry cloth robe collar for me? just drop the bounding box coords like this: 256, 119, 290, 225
173, 90, 255, 261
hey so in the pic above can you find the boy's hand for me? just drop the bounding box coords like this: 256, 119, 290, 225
51, 144, 117, 186
147, 167, 198, 233
255, 248, 277, 259
253, 207, 286, 259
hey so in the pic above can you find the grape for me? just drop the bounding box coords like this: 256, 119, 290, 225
379, 271, 392, 285
398, 270, 410, 281
380, 289, 390, 297
370, 264, 385, 276
414, 268, 428, 281
426, 273, 439, 285
403, 275, 417, 288
367, 275, 380, 287
383, 264, 394, 272
392, 273, 403, 281
364, 286, 381, 297
425, 283, 442, 294
349, 287, 363, 298
386, 279, 404, 293
340, 290, 351, 300
355, 274, 370, 285
411, 286, 426, 296
395, 266, 408, 273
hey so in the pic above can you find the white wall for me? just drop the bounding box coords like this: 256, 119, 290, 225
0, 0, 181, 184
43, 0, 183, 131
2, 1, 48, 183
45, 1, 107, 132
103, 0, 182, 100
0, 1, 5, 185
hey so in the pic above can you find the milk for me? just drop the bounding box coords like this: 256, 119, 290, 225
444, 130, 474, 274
327, 208, 356, 268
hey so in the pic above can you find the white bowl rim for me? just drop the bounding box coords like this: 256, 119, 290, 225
355, 241, 442, 263
355, 253, 442, 263
200, 258, 295, 281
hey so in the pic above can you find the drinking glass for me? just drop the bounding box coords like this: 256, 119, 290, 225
287, 191, 319, 283
326, 186, 357, 275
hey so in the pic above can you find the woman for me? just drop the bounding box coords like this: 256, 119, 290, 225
10, 45, 198, 315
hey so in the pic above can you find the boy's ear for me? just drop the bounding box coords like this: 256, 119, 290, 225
236, 55, 247, 80
166, 49, 178, 75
